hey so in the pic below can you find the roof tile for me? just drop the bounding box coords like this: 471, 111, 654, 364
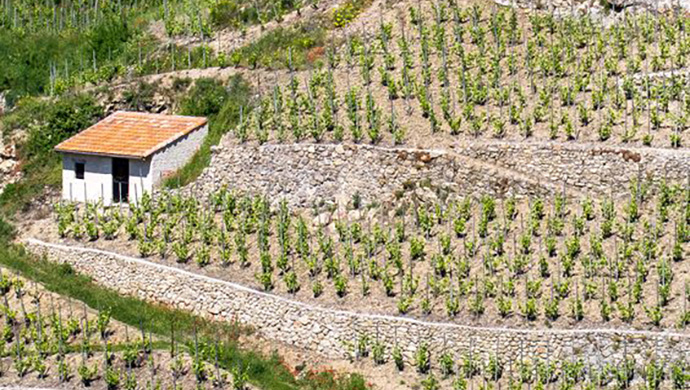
55, 111, 208, 158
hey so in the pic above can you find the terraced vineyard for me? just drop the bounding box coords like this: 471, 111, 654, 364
0, 0, 335, 101
5, 0, 690, 389
46, 177, 690, 330
221, 1, 690, 149
0, 270, 245, 389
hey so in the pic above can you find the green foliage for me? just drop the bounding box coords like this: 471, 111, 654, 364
0, 217, 16, 242
210, 0, 304, 29
332, 0, 371, 28
0, 229, 368, 390
78, 363, 99, 386
180, 78, 230, 117
87, 11, 133, 61
23, 94, 103, 160
0, 3, 142, 102
415, 342, 431, 374
230, 23, 325, 70
165, 75, 252, 188
0, 94, 103, 215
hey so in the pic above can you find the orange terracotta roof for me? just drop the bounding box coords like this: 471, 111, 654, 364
55, 111, 208, 158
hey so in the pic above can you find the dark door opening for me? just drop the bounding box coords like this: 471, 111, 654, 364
112, 158, 129, 203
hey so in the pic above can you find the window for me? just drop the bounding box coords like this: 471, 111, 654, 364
75, 162, 85, 180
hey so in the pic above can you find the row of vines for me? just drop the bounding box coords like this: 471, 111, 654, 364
52, 175, 690, 329
229, 2, 690, 148
0, 272, 250, 389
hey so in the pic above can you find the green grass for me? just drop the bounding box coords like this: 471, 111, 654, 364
209, 0, 311, 30
229, 22, 327, 70
63, 340, 171, 355
162, 122, 220, 188
0, 215, 16, 242
0, 8, 135, 104
0, 93, 103, 217
0, 156, 61, 216
0, 245, 218, 339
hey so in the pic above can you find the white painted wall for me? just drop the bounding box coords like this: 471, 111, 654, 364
150, 124, 208, 186
61, 124, 207, 205
61, 153, 114, 205
128, 158, 152, 205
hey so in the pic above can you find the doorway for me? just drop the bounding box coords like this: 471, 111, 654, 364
112, 158, 129, 203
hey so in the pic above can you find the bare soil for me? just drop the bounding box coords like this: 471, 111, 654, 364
21, 190, 690, 332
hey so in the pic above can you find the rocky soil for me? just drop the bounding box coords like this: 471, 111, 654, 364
0, 135, 20, 196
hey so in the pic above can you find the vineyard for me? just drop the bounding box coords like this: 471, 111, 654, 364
5, 239, 690, 389
8, 0, 690, 150
0, 270, 252, 390
0, 0, 335, 102
214, 1, 690, 150
5, 0, 690, 388
42, 177, 690, 330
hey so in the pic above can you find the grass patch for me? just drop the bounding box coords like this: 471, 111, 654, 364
0, 216, 15, 242
209, 0, 309, 30
0, 246, 294, 388
0, 245, 220, 340
229, 22, 327, 70
162, 125, 217, 188
0, 8, 136, 104
0, 155, 62, 216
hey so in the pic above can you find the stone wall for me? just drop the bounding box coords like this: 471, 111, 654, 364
192, 141, 690, 209
26, 239, 690, 368
498, 0, 690, 14
0, 136, 18, 196
151, 124, 209, 187
454, 140, 690, 195
196, 143, 564, 208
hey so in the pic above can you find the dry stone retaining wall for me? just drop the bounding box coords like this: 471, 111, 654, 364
193, 141, 690, 208
197, 143, 560, 208
498, 0, 690, 14
454, 141, 690, 195
26, 239, 690, 368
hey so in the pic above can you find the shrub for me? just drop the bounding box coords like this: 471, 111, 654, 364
332, 0, 371, 28
392, 345, 404, 371
165, 75, 252, 188
87, 11, 132, 61
0, 93, 103, 214
210, 0, 245, 28
229, 24, 325, 70
22, 93, 103, 160
180, 78, 230, 117
415, 342, 431, 374
0, 217, 15, 242
122, 82, 158, 111
210, 0, 302, 29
